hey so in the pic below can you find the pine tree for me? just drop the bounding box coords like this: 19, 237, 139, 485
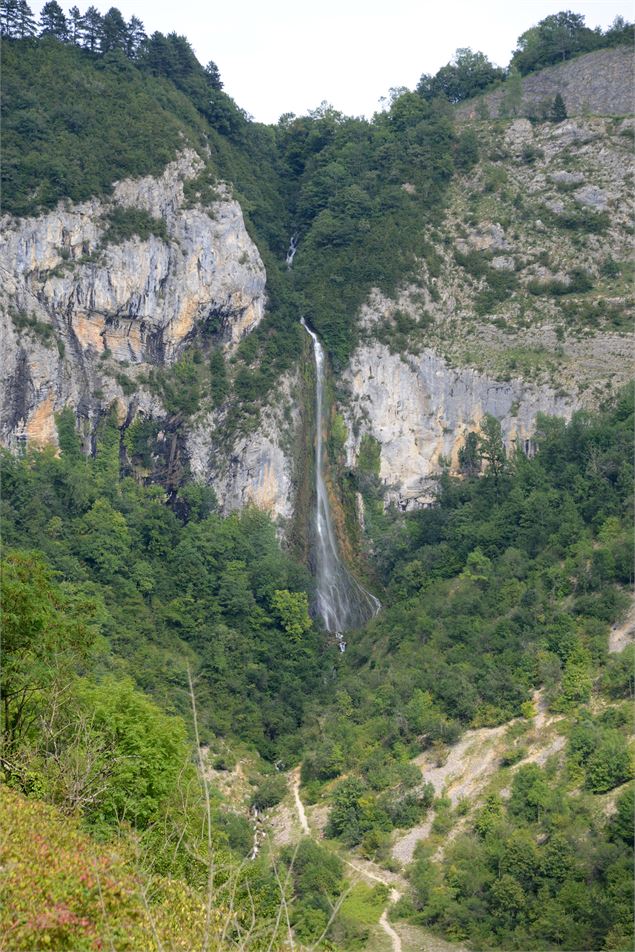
126, 15, 146, 58
205, 60, 223, 90
80, 5, 102, 52
458, 431, 481, 476
101, 6, 128, 53
0, 0, 19, 37
15, 0, 36, 38
68, 5, 83, 44
550, 93, 567, 122
39, 1, 67, 40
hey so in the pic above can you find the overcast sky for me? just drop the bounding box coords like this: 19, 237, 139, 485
34, 1, 632, 122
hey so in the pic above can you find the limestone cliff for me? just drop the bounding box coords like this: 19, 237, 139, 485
1, 113, 632, 529
187, 371, 302, 524
341, 342, 574, 510
0, 150, 266, 451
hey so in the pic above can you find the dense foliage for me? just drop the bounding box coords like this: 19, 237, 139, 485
408, 774, 634, 950
0, 411, 327, 762
301, 394, 633, 866
278, 96, 456, 367
1, 8, 633, 949
511, 11, 633, 76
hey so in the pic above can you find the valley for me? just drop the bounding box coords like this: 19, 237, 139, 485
0, 5, 633, 951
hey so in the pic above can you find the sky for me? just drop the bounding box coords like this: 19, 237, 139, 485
33, 1, 632, 122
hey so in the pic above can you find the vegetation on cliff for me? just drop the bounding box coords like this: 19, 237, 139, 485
1, 5, 634, 950
301, 391, 634, 950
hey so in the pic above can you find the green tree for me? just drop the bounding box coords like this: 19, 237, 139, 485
511, 12, 599, 75
550, 93, 568, 122
0, 0, 20, 37
479, 414, 507, 484
100, 6, 128, 53
14, 0, 36, 38
417, 48, 505, 104
205, 59, 223, 90
509, 764, 551, 821
125, 14, 145, 58
209, 348, 228, 407
75, 499, 131, 580
585, 733, 633, 793
75, 676, 191, 829
38, 1, 67, 39
500, 67, 523, 117
327, 777, 367, 845
79, 5, 103, 52
67, 5, 82, 43
458, 430, 481, 475
556, 648, 592, 710
0, 551, 96, 755
272, 590, 312, 639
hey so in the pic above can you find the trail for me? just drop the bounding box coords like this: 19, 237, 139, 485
379, 891, 403, 952
291, 772, 403, 951
291, 767, 310, 835
341, 858, 403, 951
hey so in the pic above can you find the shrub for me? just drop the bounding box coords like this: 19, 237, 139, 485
102, 206, 168, 245
250, 774, 287, 811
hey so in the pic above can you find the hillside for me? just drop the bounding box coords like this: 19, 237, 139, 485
0, 9, 633, 952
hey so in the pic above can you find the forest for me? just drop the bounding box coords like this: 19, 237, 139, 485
2, 393, 632, 949
1, 2, 634, 950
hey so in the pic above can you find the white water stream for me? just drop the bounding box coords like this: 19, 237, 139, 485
286, 233, 298, 268
301, 318, 381, 644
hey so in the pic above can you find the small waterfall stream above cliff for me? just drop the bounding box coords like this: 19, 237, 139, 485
301, 319, 381, 645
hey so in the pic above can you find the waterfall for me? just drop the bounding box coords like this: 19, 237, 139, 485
286, 233, 298, 268
301, 318, 381, 646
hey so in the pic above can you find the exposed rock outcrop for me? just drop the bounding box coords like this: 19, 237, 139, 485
342, 342, 573, 510
188, 372, 301, 523
0, 150, 266, 449
456, 46, 634, 121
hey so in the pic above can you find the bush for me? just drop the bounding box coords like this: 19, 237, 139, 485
250, 774, 288, 811
585, 732, 633, 793
102, 206, 169, 245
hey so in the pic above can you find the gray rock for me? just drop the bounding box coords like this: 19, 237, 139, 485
573, 184, 608, 209
491, 256, 516, 271
549, 171, 585, 186
342, 342, 574, 511
0, 150, 267, 450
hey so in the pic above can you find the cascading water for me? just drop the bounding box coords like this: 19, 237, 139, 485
301, 318, 381, 648
286, 233, 298, 268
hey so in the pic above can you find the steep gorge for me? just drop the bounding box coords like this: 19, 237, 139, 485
1, 51, 633, 544
1, 23, 634, 952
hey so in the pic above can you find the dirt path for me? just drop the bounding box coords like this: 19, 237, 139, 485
342, 859, 404, 952
379, 889, 403, 952
609, 594, 635, 653
290, 773, 404, 951
291, 766, 310, 835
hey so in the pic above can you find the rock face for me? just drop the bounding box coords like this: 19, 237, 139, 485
342, 343, 573, 510
1, 109, 631, 529
187, 372, 301, 524
456, 46, 634, 121
0, 150, 266, 449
